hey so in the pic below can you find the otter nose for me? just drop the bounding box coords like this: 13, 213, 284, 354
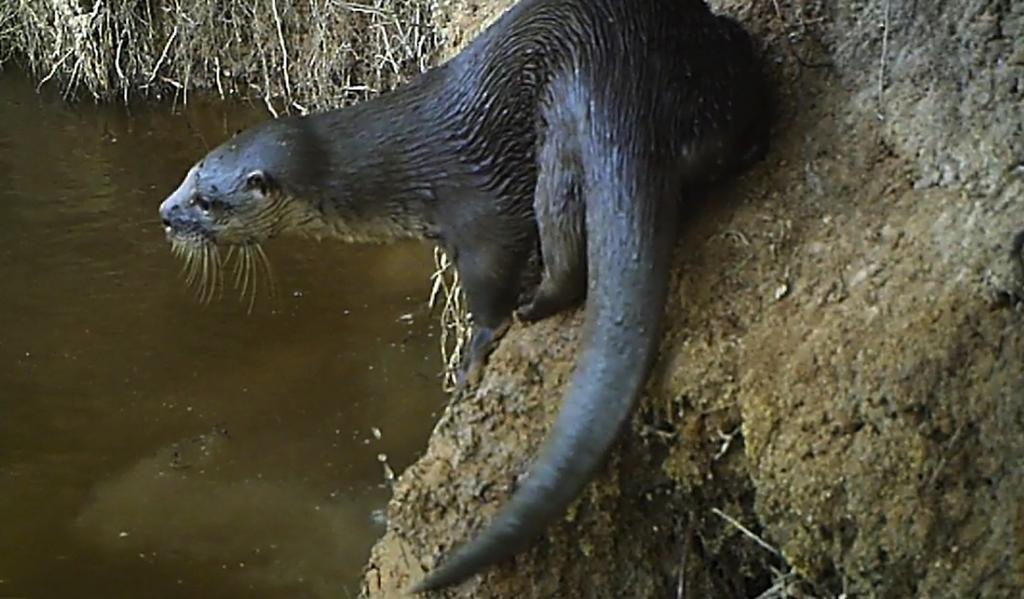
159, 198, 180, 230
160, 167, 197, 231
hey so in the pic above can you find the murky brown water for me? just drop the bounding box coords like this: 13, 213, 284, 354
0, 72, 446, 598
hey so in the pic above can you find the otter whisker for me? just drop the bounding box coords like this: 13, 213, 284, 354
203, 244, 213, 302
184, 245, 201, 287
188, 252, 197, 285
192, 244, 206, 301
254, 243, 277, 300
249, 245, 259, 313
231, 245, 246, 292
203, 243, 221, 304
204, 244, 218, 304
232, 243, 254, 311
174, 240, 218, 304
225, 245, 237, 282
244, 245, 253, 302
199, 244, 211, 303
176, 242, 192, 279
176, 251, 187, 277
192, 247, 203, 287
212, 244, 225, 302
244, 244, 258, 314
239, 244, 253, 303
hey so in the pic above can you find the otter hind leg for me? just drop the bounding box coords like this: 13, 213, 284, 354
518, 102, 586, 323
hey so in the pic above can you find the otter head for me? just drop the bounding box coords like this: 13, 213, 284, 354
159, 119, 318, 248
159, 118, 320, 303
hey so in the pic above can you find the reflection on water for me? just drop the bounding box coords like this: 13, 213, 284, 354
0, 72, 445, 598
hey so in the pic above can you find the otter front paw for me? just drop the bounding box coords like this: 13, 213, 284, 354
457, 321, 510, 389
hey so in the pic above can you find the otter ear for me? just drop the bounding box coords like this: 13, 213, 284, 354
245, 170, 271, 194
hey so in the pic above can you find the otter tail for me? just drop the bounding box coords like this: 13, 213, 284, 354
412, 101, 678, 592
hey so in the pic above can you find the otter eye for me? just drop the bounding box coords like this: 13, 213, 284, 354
193, 196, 211, 212
246, 170, 267, 192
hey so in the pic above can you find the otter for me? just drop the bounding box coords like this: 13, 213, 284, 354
158, 0, 769, 592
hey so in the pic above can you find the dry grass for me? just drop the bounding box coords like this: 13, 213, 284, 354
2, 0, 439, 109
0, 2, 21, 64
429, 246, 468, 391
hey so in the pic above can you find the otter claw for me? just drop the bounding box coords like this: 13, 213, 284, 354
456, 356, 485, 391
457, 320, 510, 389
515, 299, 549, 322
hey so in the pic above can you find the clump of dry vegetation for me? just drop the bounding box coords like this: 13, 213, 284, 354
429, 247, 468, 391
0, 0, 439, 110
0, 3, 19, 63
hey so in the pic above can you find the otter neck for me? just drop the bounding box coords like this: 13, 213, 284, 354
297, 74, 454, 244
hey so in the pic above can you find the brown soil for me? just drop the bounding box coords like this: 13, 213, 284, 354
363, 1, 1024, 597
